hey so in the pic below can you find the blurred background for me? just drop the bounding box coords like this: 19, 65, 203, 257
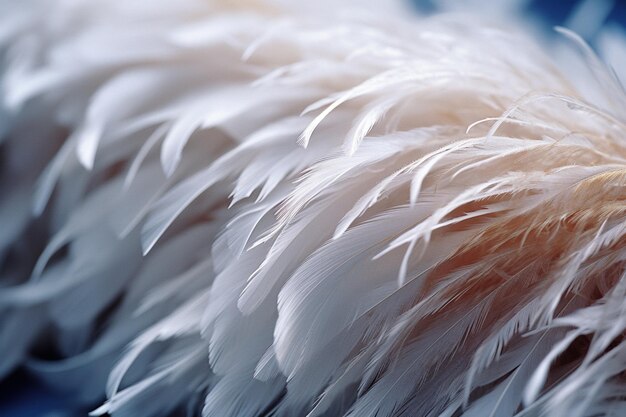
411, 0, 626, 44
1, 0, 625, 416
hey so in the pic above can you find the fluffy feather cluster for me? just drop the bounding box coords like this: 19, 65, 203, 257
3, 1, 626, 416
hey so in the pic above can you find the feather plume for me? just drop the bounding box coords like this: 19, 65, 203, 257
2, 1, 626, 416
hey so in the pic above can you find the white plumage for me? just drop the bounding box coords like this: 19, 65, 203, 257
2, 1, 626, 416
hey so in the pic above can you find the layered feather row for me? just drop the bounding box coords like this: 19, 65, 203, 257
2, 1, 626, 416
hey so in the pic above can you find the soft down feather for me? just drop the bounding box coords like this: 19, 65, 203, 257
2, 1, 626, 416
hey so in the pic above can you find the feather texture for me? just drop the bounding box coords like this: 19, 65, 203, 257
2, 1, 626, 416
